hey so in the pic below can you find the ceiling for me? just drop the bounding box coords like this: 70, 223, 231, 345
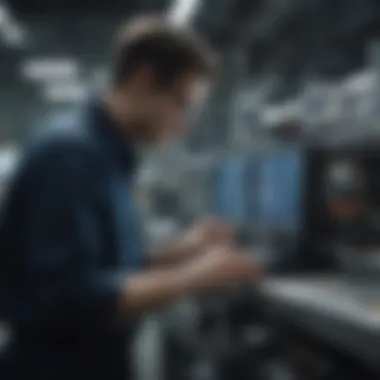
7, 0, 170, 15
0, 0, 260, 141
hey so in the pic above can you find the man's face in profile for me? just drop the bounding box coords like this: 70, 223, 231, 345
128, 68, 210, 144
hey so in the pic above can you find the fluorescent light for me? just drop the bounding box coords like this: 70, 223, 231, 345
0, 5, 9, 27
0, 145, 20, 182
42, 82, 89, 103
168, 0, 201, 24
0, 4, 25, 47
21, 58, 79, 81
0, 145, 19, 165
3, 23, 24, 46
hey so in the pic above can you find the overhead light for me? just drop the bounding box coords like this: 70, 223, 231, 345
42, 81, 89, 103
0, 3, 26, 47
0, 144, 20, 182
0, 144, 20, 164
2, 23, 25, 46
0, 4, 10, 27
21, 58, 79, 81
168, 0, 201, 25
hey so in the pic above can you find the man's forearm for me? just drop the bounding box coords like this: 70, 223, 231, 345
116, 267, 194, 319
148, 240, 194, 268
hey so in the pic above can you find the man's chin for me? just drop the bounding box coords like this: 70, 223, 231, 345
154, 136, 174, 147
142, 126, 182, 146
154, 131, 182, 146
141, 133, 168, 147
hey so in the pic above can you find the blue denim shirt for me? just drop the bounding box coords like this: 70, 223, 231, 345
0, 100, 146, 380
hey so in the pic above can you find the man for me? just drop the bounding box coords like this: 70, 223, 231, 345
0, 16, 259, 380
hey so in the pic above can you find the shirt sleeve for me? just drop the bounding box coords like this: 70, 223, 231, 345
10, 136, 124, 333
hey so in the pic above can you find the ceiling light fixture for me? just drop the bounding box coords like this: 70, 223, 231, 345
21, 58, 79, 81
42, 81, 89, 103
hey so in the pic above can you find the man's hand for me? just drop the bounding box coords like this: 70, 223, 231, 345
148, 219, 235, 268
181, 219, 235, 254
120, 246, 261, 319
181, 246, 261, 293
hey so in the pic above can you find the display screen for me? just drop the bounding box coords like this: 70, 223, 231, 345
257, 150, 304, 231
213, 156, 247, 225
212, 150, 304, 232
246, 156, 261, 225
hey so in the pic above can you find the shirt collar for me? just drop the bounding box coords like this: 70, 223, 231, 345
86, 98, 138, 174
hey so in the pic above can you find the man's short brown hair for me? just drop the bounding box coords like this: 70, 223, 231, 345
112, 15, 217, 87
